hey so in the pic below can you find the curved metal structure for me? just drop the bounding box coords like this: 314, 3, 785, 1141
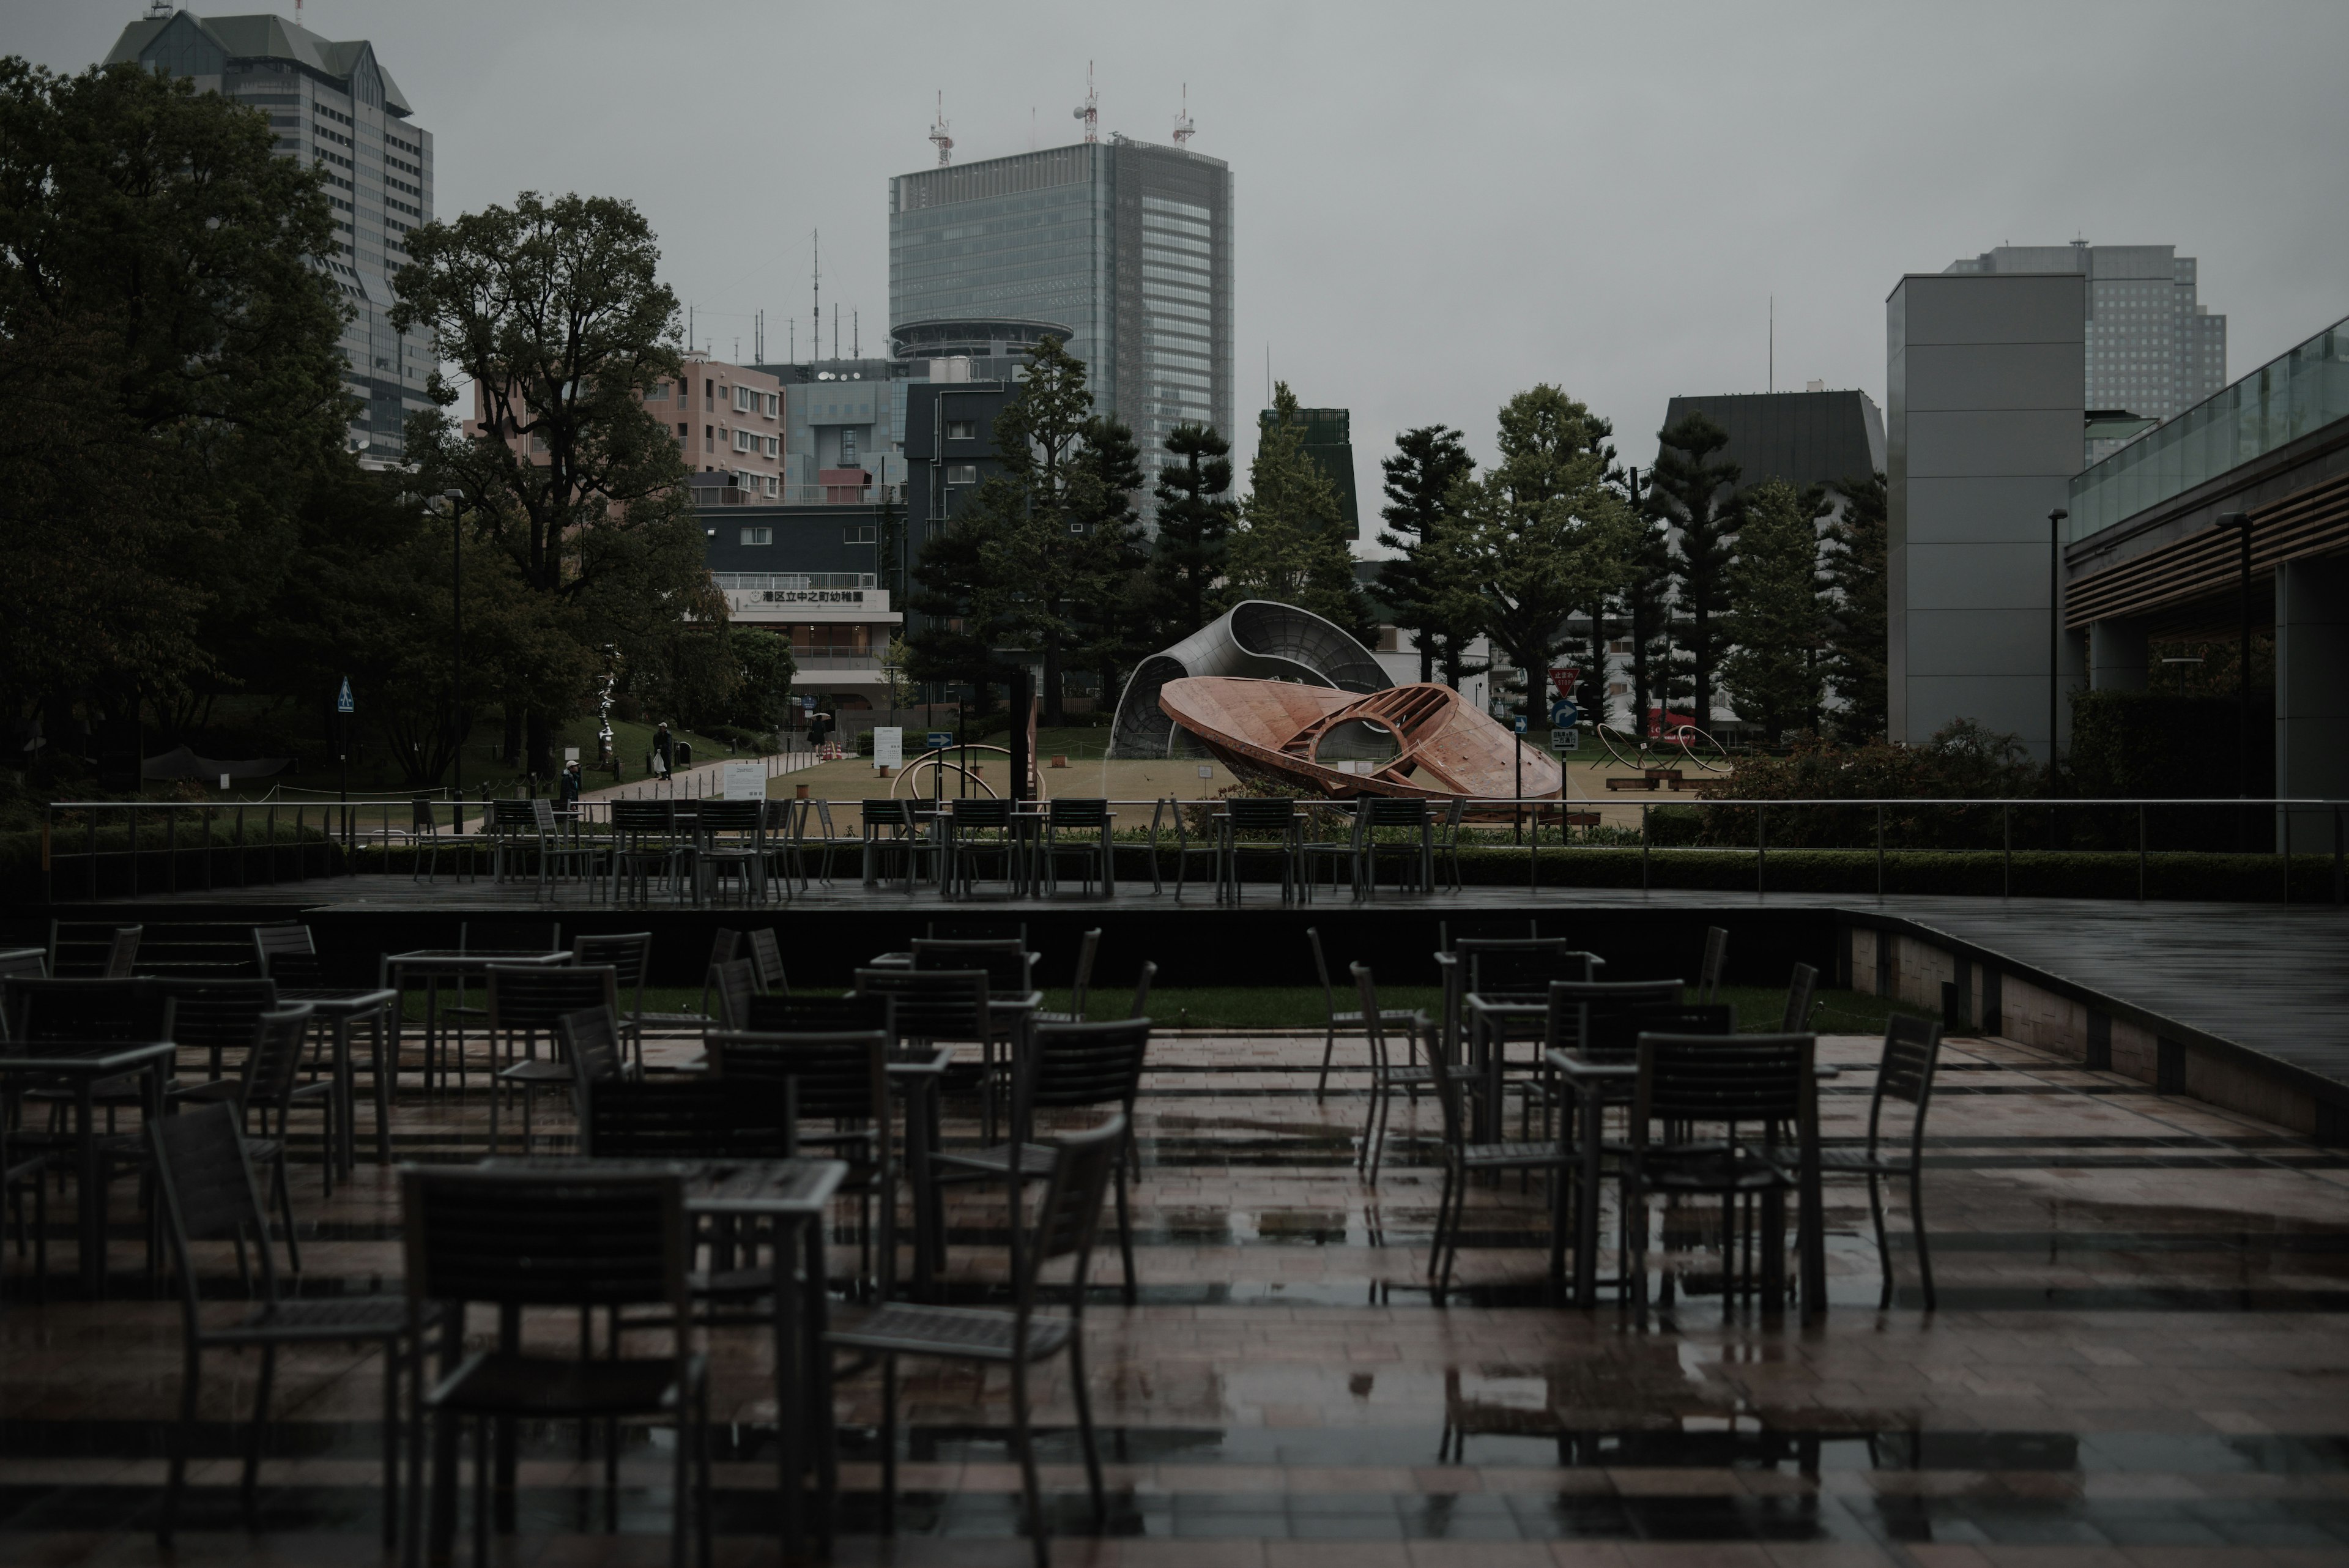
1156, 677, 1563, 800
1110, 601, 1390, 759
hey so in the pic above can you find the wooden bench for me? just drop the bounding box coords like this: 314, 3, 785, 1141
1606, 776, 1660, 792
1644, 768, 1686, 786
1562, 810, 1601, 829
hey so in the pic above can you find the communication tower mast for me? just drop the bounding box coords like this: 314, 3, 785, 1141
928, 92, 953, 166
1172, 83, 1194, 146
1072, 62, 1098, 143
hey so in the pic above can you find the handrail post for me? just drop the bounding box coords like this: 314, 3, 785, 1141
1756, 803, 1765, 894
2281, 806, 2291, 905
1641, 801, 1650, 891
2137, 803, 2147, 901
1528, 798, 1538, 891
1876, 804, 1885, 898
167, 804, 177, 896
2002, 804, 2011, 898
2336, 804, 2345, 907
86, 805, 97, 901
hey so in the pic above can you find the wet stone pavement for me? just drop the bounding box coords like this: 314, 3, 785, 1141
6, 1020, 2349, 1566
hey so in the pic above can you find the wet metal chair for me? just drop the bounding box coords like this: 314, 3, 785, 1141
1146, 797, 1218, 899
401, 1166, 711, 1568
1217, 797, 1303, 904
1781, 962, 1820, 1033
609, 799, 688, 904
1816, 1015, 1944, 1309
1697, 926, 1729, 1005
148, 1101, 423, 1547
692, 799, 767, 905
1343, 957, 1438, 1183
858, 800, 933, 891
484, 965, 620, 1153
1307, 925, 1421, 1107
1036, 928, 1101, 1025
946, 797, 1021, 898
1039, 798, 1113, 896
828, 1118, 1126, 1568
1357, 796, 1434, 898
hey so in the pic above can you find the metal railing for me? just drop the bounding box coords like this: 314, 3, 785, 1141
35, 792, 2348, 905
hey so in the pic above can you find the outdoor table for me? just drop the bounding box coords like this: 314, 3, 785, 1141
1463, 992, 1554, 1140
475, 1154, 848, 1556
0, 1039, 173, 1296
1029, 807, 1117, 898
275, 986, 398, 1173
379, 949, 570, 1092
1545, 1047, 1836, 1310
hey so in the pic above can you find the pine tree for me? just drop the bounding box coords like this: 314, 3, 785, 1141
1147, 421, 1236, 641
1820, 470, 1889, 743
1617, 470, 1681, 737
1224, 383, 1370, 639
1376, 425, 1482, 685
1456, 386, 1637, 731
1718, 478, 1827, 744
1649, 412, 1740, 733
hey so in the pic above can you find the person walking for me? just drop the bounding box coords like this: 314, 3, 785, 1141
653, 721, 674, 781
561, 759, 582, 807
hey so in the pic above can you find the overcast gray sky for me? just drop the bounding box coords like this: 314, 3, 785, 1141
15, 1, 2349, 535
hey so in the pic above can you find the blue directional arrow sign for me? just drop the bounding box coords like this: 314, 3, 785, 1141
336, 677, 354, 715
1549, 699, 1579, 729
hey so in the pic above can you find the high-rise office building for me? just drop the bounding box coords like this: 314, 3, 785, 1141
888, 135, 1234, 512
105, 9, 435, 464
1946, 243, 2225, 461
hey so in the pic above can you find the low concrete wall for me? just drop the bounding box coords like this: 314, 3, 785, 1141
1846, 921, 2327, 1137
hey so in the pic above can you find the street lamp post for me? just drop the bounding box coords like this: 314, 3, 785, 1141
2048, 507, 2068, 853
445, 489, 466, 812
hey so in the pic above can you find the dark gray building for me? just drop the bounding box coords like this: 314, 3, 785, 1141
1887, 270, 2088, 759
889, 135, 1234, 513
105, 9, 434, 464
1658, 389, 1886, 496
1260, 405, 1360, 538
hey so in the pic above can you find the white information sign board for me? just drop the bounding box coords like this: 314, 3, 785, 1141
722, 761, 765, 801
872, 726, 904, 769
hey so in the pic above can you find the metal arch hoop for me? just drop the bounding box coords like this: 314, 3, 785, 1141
889, 745, 1042, 801
1595, 724, 1647, 772
1670, 724, 1731, 773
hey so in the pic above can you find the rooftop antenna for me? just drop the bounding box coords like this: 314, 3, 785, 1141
853, 310, 859, 359
1768, 295, 1774, 393
1072, 61, 1097, 143
928, 91, 953, 167
1172, 83, 1195, 146
811, 229, 820, 367
833, 303, 839, 362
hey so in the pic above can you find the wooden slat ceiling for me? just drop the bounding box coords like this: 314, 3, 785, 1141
2065, 470, 2349, 634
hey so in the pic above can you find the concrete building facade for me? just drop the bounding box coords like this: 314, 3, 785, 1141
889, 136, 1234, 511
105, 9, 434, 464
1887, 270, 2088, 759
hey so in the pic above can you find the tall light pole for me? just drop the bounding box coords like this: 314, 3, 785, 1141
445, 489, 466, 809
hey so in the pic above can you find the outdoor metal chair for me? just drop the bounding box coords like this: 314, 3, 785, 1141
1816, 1014, 1944, 1309
609, 799, 688, 904
1335, 956, 1438, 1182
1217, 797, 1303, 904
485, 798, 540, 883
946, 797, 1020, 898
1359, 964, 1565, 1301
251, 923, 327, 987
174, 1004, 325, 1268
1358, 796, 1434, 898
854, 966, 1004, 1134
1146, 797, 1217, 898
927, 1018, 1151, 1303
578, 1074, 797, 1161
692, 799, 767, 905
1299, 801, 1367, 901
1697, 926, 1730, 1005
911, 937, 1036, 996
103, 924, 143, 978
1624, 1031, 1825, 1323
1439, 920, 1539, 949
1435, 798, 1469, 892
528, 798, 603, 896
927, 919, 1026, 942
4, 1118, 53, 1302
484, 965, 620, 1153
858, 800, 933, 891
439, 923, 563, 1085
759, 798, 805, 896
827, 1118, 1126, 1567
1036, 928, 1101, 1025
557, 1006, 634, 1126
745, 927, 790, 994
1781, 962, 1820, 1033
708, 957, 759, 1032
410, 797, 477, 884
569, 933, 699, 1072
401, 1166, 711, 1568
743, 992, 896, 1036
1039, 798, 1111, 896
158, 978, 281, 1096
705, 1028, 896, 1290
1127, 961, 1156, 1020
1307, 925, 1422, 1108
149, 1101, 426, 1547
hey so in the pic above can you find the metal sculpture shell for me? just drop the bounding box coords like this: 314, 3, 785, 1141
1157, 677, 1562, 801
1110, 601, 1389, 759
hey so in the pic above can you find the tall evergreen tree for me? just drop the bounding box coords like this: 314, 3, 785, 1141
1617, 468, 1681, 736
1224, 383, 1370, 639
393, 191, 721, 776
1718, 478, 1827, 744
1456, 386, 1636, 732
1820, 470, 1890, 743
1147, 421, 1236, 640
1649, 412, 1740, 732
1376, 425, 1482, 684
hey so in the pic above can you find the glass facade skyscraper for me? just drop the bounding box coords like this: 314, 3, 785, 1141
105, 9, 435, 464
889, 136, 1233, 512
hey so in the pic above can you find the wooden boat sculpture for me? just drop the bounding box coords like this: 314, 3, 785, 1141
1157, 677, 1563, 800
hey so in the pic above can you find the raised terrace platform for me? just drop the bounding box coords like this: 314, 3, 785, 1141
31, 879, 2349, 1141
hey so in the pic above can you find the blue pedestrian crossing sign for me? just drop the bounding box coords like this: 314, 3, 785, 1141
1549, 699, 1579, 729
336, 677, 354, 714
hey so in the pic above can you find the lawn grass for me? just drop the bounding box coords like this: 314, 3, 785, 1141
405, 982, 1932, 1033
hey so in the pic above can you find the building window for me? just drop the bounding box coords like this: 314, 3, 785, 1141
765, 475, 779, 496
841, 429, 859, 463
845, 523, 877, 544
645, 381, 668, 402
704, 379, 714, 411
764, 435, 779, 457
764, 392, 779, 417
676, 423, 688, 444
740, 527, 772, 546
946, 419, 977, 440
704, 425, 713, 452
948, 463, 979, 484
